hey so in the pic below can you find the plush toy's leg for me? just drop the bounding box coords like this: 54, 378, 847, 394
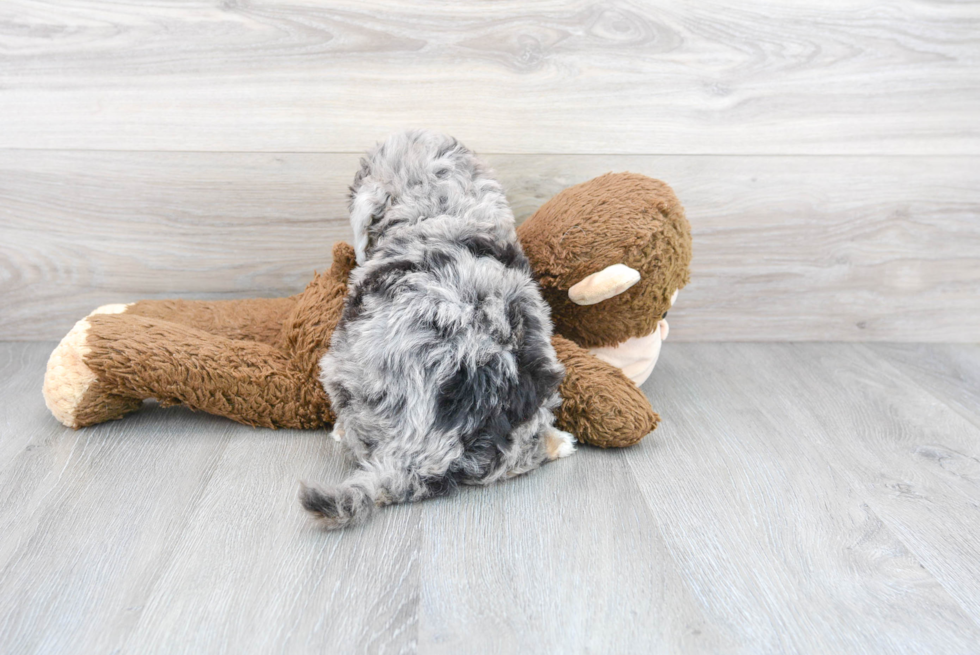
124, 297, 299, 345
43, 312, 333, 430
551, 335, 659, 448
43, 305, 144, 429
109, 242, 360, 348
43, 242, 359, 430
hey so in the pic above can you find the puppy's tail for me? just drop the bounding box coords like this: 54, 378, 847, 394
299, 473, 379, 530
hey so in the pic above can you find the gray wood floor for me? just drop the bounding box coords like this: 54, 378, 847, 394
2, 342, 980, 654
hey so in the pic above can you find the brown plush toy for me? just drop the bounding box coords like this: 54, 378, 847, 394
42, 173, 691, 448
519, 173, 692, 446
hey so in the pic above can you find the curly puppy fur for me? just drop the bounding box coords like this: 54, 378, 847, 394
302, 130, 574, 528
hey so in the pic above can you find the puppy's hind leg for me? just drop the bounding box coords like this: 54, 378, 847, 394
329, 417, 345, 443
544, 426, 576, 461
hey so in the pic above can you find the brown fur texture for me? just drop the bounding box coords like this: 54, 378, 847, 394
84, 313, 332, 428
43, 174, 690, 448
126, 297, 297, 346
550, 335, 659, 448
517, 173, 691, 446
50, 242, 356, 430
518, 172, 692, 348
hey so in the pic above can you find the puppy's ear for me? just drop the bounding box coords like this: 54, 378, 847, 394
349, 173, 389, 265
348, 161, 368, 203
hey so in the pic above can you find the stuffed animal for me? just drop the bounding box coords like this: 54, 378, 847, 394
42, 172, 691, 448
519, 172, 692, 446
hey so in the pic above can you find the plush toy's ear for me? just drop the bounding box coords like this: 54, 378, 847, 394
567, 264, 641, 305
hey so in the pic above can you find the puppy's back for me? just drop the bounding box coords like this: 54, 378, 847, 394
325, 216, 562, 480
308, 130, 568, 529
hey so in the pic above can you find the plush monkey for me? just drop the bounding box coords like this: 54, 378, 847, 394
43, 173, 691, 448
519, 172, 692, 446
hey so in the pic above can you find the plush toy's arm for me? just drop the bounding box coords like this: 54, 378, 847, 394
326, 241, 358, 282
274, 241, 355, 375
551, 334, 659, 448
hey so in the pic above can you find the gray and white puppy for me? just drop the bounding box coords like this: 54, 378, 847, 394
301, 130, 575, 529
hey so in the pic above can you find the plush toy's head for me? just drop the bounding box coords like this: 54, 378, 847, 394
517, 173, 692, 384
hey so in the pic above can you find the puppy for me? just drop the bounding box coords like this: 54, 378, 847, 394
301, 130, 575, 529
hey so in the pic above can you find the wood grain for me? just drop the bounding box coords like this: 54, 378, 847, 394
496, 154, 980, 343
0, 343, 420, 655
0, 150, 358, 340
645, 343, 980, 628
627, 343, 980, 653
3, 150, 978, 342
866, 343, 980, 432
417, 449, 729, 654
3, 0, 979, 649
121, 431, 421, 655
0, 1, 977, 154
0, 346, 235, 654
4, 342, 980, 653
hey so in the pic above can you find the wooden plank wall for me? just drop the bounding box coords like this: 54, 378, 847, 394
1, 0, 978, 341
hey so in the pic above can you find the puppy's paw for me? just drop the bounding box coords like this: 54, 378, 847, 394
330, 424, 345, 442
544, 428, 576, 460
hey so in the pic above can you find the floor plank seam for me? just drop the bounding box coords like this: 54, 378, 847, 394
855, 343, 980, 434
115, 426, 234, 653
861, 495, 980, 634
